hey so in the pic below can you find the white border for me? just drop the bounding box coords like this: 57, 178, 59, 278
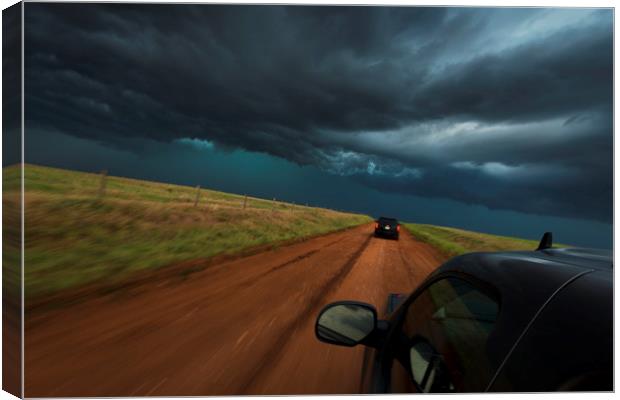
0, 2, 616, 400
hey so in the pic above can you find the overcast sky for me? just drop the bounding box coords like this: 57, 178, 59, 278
20, 4, 613, 247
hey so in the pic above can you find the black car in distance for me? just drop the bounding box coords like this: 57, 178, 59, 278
315, 233, 613, 393
375, 217, 400, 240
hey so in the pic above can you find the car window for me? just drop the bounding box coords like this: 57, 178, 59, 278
391, 277, 500, 393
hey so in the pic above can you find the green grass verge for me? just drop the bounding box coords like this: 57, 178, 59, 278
404, 223, 563, 258
8, 164, 371, 299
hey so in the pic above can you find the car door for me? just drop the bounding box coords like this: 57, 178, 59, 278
387, 275, 501, 393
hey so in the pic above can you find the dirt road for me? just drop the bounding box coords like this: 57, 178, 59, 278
25, 223, 445, 396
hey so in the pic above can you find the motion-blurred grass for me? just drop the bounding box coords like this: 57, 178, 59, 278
403, 223, 563, 257
13, 164, 371, 299
3, 165, 22, 300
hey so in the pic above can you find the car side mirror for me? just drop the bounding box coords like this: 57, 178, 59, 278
315, 301, 377, 347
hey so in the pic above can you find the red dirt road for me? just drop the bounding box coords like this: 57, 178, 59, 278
25, 224, 445, 396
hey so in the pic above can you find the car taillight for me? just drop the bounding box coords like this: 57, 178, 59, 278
375, 222, 379, 229
397, 225, 400, 232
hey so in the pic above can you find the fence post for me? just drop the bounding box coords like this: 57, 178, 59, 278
243, 194, 247, 210
97, 170, 108, 199
194, 185, 201, 207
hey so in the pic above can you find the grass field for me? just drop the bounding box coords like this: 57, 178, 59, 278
404, 223, 557, 257
6, 164, 371, 299
3, 166, 21, 300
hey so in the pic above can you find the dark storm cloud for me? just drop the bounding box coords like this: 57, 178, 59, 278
24, 4, 613, 222
3, 3, 21, 129
413, 25, 613, 122
3, 3, 21, 166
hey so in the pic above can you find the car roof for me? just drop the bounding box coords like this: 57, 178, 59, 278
435, 246, 612, 289
378, 216, 398, 221
532, 247, 613, 272
429, 247, 613, 364
471, 248, 613, 390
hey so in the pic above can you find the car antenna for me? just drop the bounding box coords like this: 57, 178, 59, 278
536, 232, 553, 251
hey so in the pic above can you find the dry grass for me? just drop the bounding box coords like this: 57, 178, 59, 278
7, 164, 371, 299
404, 223, 549, 257
3, 166, 22, 299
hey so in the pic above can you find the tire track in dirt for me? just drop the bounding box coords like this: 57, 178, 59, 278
261, 234, 345, 276
245, 230, 447, 394
237, 233, 373, 394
